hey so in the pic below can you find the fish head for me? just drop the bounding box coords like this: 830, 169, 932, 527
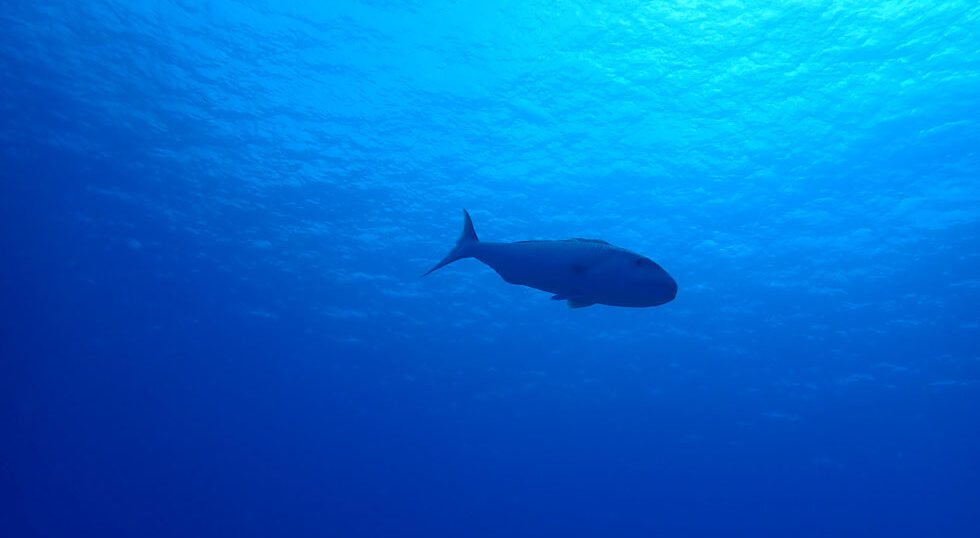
599, 251, 677, 306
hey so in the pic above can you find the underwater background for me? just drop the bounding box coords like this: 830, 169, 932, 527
3, 1, 979, 536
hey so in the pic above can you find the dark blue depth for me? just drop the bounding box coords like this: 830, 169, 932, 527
2, 1, 978, 537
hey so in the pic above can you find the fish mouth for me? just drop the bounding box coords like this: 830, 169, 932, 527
648, 278, 677, 304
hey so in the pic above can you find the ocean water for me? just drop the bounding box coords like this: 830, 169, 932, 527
2, 1, 978, 536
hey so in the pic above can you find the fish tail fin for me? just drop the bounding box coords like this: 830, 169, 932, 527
423, 209, 479, 276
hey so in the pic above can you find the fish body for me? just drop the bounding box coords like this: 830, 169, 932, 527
425, 210, 677, 308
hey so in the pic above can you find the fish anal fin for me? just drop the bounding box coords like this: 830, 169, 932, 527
552, 292, 585, 302
566, 299, 595, 309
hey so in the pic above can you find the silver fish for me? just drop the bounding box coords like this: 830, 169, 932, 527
425, 210, 677, 308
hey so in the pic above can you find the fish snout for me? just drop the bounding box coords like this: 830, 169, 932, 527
652, 275, 677, 304
665, 277, 677, 301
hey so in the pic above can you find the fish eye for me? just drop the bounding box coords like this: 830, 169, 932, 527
635, 258, 645, 265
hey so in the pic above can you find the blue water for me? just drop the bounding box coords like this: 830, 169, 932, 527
3, 1, 978, 536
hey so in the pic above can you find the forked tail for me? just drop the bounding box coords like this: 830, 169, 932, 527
423, 209, 479, 275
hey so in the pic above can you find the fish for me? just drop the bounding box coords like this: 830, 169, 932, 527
424, 210, 677, 308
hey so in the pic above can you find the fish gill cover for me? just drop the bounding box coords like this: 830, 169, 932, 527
1, 1, 978, 537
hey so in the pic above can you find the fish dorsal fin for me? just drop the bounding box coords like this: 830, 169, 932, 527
513, 238, 610, 245
572, 238, 610, 245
